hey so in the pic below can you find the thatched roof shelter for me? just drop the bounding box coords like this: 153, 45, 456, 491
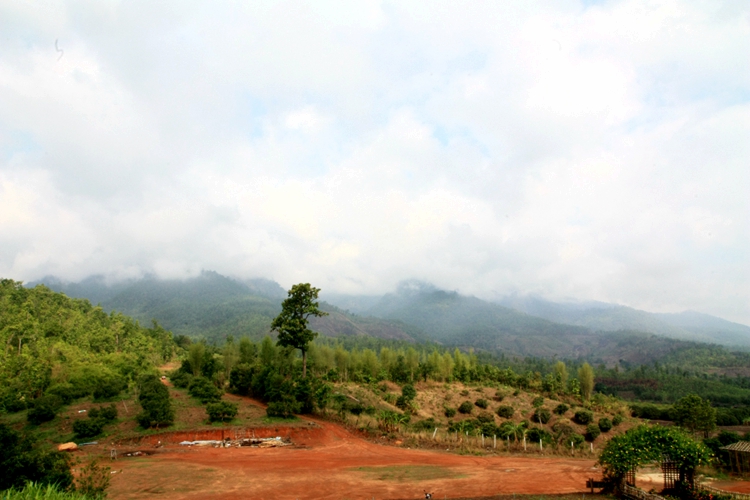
722, 441, 750, 474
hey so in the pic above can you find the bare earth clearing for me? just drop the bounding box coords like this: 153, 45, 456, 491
107, 416, 599, 500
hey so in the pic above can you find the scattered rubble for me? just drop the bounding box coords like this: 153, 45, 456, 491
178, 436, 290, 448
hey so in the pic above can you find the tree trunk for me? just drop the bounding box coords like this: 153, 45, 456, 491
302, 350, 307, 378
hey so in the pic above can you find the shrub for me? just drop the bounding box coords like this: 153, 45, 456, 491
401, 384, 417, 401
93, 376, 127, 401
475, 398, 489, 409
0, 424, 74, 491
460, 390, 470, 397
533, 408, 552, 425
573, 409, 594, 425
598, 417, 613, 433
493, 391, 504, 402
585, 423, 601, 441
612, 414, 623, 426
532, 396, 545, 408
412, 418, 438, 432
444, 407, 457, 418
206, 401, 239, 423
496, 405, 514, 419
76, 460, 110, 498
136, 375, 174, 428
1, 391, 27, 413
266, 400, 298, 419
98, 404, 118, 422
73, 419, 104, 439
46, 383, 88, 405
170, 370, 193, 389
554, 403, 569, 415
27, 395, 63, 426
188, 376, 223, 404
527, 427, 553, 444
476, 412, 494, 424
458, 401, 474, 414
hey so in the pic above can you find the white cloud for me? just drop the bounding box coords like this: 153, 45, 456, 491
0, 0, 748, 324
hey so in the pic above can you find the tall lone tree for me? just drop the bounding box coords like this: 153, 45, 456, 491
271, 283, 327, 378
578, 362, 595, 401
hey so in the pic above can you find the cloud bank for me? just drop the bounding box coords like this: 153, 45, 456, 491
1, 1, 748, 324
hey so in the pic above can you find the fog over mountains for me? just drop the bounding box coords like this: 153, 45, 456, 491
29, 272, 750, 360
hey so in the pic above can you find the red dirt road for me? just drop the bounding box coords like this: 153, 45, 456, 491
108, 418, 599, 500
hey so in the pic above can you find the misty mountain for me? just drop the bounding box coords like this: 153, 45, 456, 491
32, 271, 420, 343
495, 294, 750, 348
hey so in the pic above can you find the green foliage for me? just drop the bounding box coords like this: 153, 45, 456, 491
72, 418, 105, 439
585, 423, 601, 441
271, 283, 327, 378
573, 409, 593, 425
266, 399, 298, 419
444, 407, 456, 418
188, 377, 223, 404
554, 403, 569, 415
533, 408, 551, 424
206, 401, 238, 423
475, 398, 489, 409
136, 375, 173, 428
598, 417, 613, 433
612, 414, 623, 426
476, 411, 494, 424
598, 425, 710, 479
526, 426, 553, 444
672, 394, 716, 436
75, 460, 110, 499
0, 483, 92, 500
401, 384, 417, 401
0, 424, 73, 491
27, 395, 63, 425
0, 279, 173, 419
458, 401, 473, 414
578, 363, 595, 401
496, 405, 514, 418
531, 396, 544, 408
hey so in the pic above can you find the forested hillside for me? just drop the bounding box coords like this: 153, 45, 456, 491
0, 279, 173, 411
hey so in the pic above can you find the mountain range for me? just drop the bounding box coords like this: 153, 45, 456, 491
28, 272, 750, 361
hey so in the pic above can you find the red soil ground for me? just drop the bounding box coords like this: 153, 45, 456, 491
107, 415, 601, 500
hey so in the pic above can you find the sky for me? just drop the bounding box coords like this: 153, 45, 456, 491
0, 1, 748, 324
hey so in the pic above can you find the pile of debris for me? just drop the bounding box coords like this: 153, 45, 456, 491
178, 436, 290, 448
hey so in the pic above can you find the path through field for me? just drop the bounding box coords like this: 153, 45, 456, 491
108, 415, 599, 500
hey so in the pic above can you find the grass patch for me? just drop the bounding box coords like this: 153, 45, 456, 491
352, 465, 466, 482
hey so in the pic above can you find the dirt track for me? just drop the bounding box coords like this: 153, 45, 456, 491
107, 416, 600, 500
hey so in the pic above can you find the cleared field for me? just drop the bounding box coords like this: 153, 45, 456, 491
106, 415, 600, 500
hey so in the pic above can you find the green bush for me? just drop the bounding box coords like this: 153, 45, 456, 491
136, 375, 174, 428
444, 407, 457, 418
0, 424, 74, 491
476, 412, 494, 424
554, 403, 569, 415
188, 376, 223, 404
93, 376, 127, 401
266, 399, 298, 419
612, 414, 623, 426
573, 409, 594, 425
598, 417, 613, 433
493, 391, 504, 402
46, 383, 88, 405
72, 419, 104, 439
206, 401, 239, 423
169, 370, 193, 389
533, 408, 552, 424
532, 396, 545, 408
585, 423, 601, 441
527, 427, 553, 444
458, 401, 473, 414
27, 395, 63, 426
401, 384, 417, 401
475, 398, 489, 409
496, 405, 514, 418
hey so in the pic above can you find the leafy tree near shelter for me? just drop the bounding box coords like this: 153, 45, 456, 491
271, 283, 327, 378
672, 394, 716, 438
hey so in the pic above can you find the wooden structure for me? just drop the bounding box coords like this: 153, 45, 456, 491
660, 456, 680, 490
723, 441, 750, 475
